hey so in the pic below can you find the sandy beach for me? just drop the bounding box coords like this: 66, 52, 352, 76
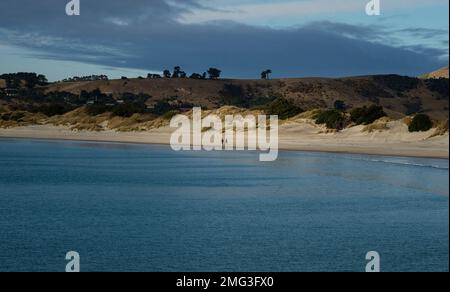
1, 118, 448, 159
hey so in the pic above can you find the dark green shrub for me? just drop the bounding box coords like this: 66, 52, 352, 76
1, 111, 26, 122
265, 98, 303, 120
11, 112, 26, 121
112, 103, 146, 117
86, 104, 112, 116
350, 105, 386, 125
35, 104, 73, 116
334, 100, 346, 111
0, 113, 10, 121
314, 110, 347, 130
161, 110, 180, 120
409, 114, 433, 132
153, 100, 176, 116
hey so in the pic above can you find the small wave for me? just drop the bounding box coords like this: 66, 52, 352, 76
357, 158, 449, 170
329, 153, 449, 170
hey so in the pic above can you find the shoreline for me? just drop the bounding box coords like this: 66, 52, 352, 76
1, 136, 449, 161
1, 124, 448, 159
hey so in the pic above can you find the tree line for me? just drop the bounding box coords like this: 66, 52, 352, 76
130, 67, 273, 80
144, 66, 222, 80
60, 75, 109, 82
0, 73, 48, 89
1, 68, 275, 88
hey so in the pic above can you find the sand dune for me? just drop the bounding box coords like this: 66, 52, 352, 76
278, 118, 448, 158
1, 117, 448, 159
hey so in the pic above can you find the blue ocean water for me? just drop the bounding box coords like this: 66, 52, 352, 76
0, 138, 448, 272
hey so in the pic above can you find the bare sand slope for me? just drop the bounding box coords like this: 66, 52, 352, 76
278, 119, 449, 158
1, 118, 448, 159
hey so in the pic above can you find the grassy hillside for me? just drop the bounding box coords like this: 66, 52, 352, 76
420, 66, 449, 79
44, 74, 449, 120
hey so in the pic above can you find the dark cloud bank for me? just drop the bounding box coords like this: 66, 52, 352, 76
0, 0, 448, 78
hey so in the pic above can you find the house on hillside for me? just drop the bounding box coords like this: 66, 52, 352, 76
3, 88, 18, 97
146, 101, 157, 110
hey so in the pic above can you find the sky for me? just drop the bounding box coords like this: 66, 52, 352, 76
0, 0, 448, 81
